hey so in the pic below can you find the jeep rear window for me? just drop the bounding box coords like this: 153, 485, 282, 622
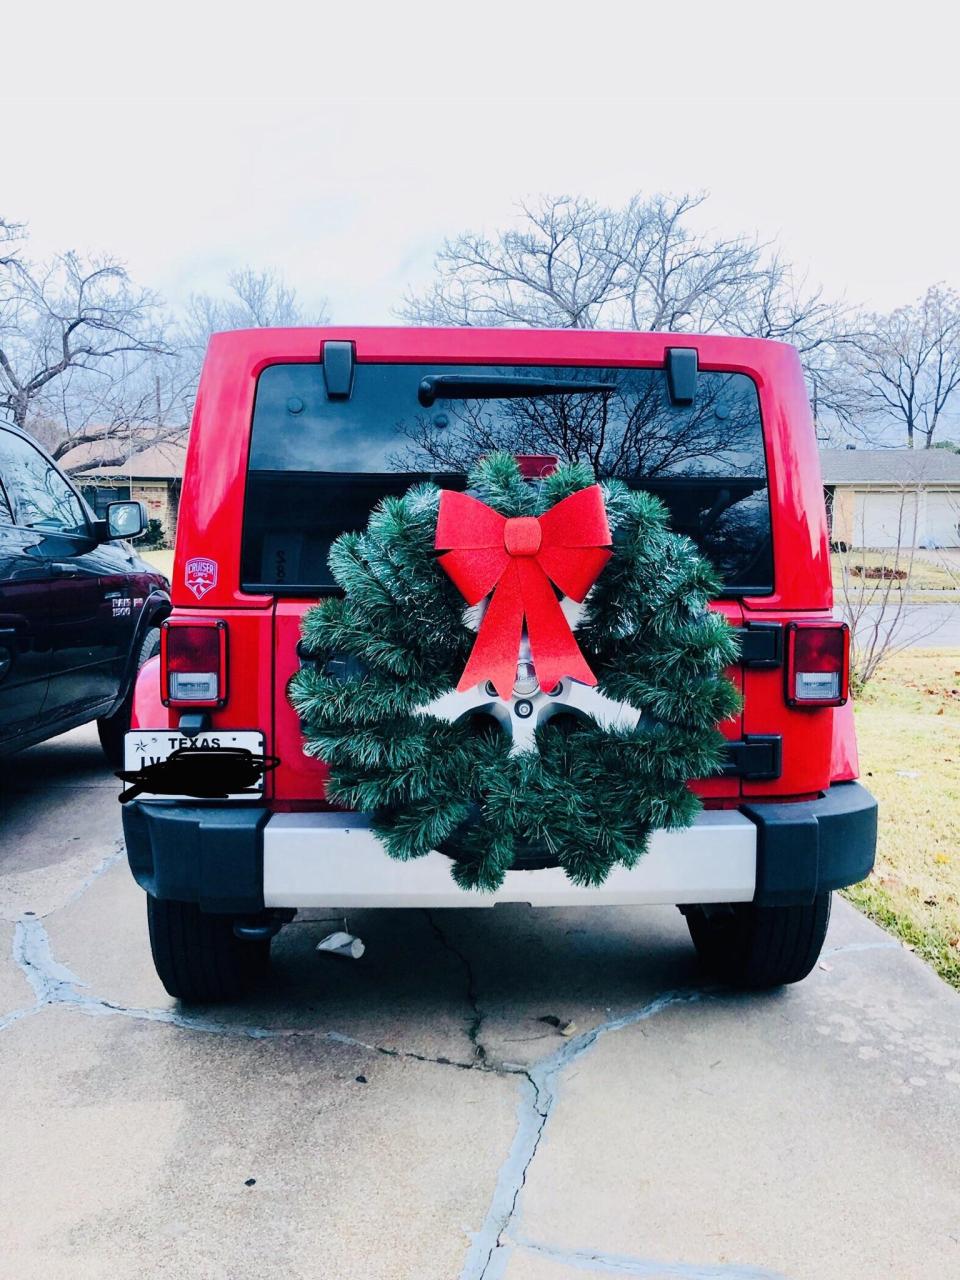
242, 363, 772, 595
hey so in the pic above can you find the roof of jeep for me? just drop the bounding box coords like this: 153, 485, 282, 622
205, 325, 799, 361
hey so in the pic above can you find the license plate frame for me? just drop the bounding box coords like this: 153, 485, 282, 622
122, 730, 266, 800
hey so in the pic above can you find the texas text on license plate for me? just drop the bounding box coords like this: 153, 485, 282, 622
123, 730, 266, 799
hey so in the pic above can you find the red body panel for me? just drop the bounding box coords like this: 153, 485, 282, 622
139, 326, 853, 811
830, 700, 860, 783
694, 600, 742, 801
740, 608, 835, 797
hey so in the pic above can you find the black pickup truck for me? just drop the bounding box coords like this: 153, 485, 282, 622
0, 422, 171, 764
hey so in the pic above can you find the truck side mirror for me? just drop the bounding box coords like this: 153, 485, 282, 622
106, 500, 148, 540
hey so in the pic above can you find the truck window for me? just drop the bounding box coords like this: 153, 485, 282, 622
0, 430, 88, 537
242, 363, 772, 595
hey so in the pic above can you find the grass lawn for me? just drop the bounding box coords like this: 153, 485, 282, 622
831, 550, 959, 595
846, 647, 960, 989
140, 548, 175, 578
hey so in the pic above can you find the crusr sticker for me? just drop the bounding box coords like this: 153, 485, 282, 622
185, 557, 218, 599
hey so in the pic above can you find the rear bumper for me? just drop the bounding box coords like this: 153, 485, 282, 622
122, 782, 876, 913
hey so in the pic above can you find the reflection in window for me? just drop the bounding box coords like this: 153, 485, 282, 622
0, 430, 88, 536
243, 363, 772, 594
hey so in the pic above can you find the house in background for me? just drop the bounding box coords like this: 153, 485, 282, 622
61, 436, 188, 546
820, 448, 960, 550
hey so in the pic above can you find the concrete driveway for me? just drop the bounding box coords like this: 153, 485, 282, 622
2, 727, 959, 1280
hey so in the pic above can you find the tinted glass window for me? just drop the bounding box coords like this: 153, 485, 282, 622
81, 483, 132, 518
243, 363, 772, 594
0, 430, 88, 536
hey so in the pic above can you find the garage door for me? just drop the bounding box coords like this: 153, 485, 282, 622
855, 491, 919, 548
925, 492, 960, 547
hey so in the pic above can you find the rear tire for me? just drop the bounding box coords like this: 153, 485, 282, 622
147, 895, 271, 1003
684, 892, 832, 988
98, 626, 162, 768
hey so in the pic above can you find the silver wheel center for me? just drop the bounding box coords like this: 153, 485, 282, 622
421, 598, 640, 753
422, 674, 641, 754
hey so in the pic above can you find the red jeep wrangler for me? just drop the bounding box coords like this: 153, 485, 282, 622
121, 328, 877, 1002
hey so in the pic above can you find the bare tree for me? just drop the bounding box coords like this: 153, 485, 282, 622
401, 192, 848, 348
841, 285, 960, 449
50, 349, 198, 475
161, 267, 330, 415
832, 480, 959, 689
183, 267, 328, 361
0, 218, 174, 469
0, 217, 25, 265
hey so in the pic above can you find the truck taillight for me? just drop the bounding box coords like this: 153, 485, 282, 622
785, 621, 849, 707
161, 619, 227, 707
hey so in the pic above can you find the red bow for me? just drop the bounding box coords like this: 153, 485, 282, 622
435, 486, 612, 699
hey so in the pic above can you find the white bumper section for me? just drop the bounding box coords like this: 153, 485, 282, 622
262, 811, 757, 909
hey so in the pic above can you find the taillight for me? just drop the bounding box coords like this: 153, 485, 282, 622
785, 621, 849, 707
161, 619, 227, 707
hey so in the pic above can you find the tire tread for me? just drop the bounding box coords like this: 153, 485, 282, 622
147, 896, 269, 1003
686, 892, 831, 988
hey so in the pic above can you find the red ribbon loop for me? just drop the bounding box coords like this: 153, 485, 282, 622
435, 486, 612, 699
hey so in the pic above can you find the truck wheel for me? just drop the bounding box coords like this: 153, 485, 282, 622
683, 892, 832, 988
98, 626, 162, 769
147, 896, 271, 1003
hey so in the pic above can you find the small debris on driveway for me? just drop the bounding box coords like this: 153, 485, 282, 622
539, 1014, 578, 1036
316, 930, 365, 959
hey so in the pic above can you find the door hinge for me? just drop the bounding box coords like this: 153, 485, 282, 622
322, 341, 355, 400
736, 622, 783, 668
721, 734, 782, 781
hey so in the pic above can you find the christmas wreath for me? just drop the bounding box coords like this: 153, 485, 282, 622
289, 453, 740, 891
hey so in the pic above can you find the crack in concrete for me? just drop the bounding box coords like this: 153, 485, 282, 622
3, 913, 533, 1085
57, 842, 125, 913
459, 990, 704, 1280
424, 909, 488, 1064
510, 1238, 790, 1278
0, 838, 126, 927
0, 904, 795, 1280
0, 842, 881, 1280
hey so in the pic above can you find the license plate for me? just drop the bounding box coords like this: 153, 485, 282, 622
123, 730, 266, 800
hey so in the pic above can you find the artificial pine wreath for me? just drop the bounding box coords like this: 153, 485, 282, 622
288, 453, 740, 891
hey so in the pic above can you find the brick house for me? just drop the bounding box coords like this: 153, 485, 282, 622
63, 437, 187, 547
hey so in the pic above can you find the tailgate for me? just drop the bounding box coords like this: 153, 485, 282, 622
272, 599, 745, 806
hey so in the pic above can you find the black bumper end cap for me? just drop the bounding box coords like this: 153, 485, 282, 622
742, 781, 878, 907
122, 802, 269, 915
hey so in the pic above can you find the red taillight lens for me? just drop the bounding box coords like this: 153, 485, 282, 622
161, 620, 227, 706
785, 621, 849, 707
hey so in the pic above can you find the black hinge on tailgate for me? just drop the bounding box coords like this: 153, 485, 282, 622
736, 621, 783, 668
722, 735, 782, 781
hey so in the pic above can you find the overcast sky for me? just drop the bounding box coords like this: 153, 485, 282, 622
3, 1, 958, 326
